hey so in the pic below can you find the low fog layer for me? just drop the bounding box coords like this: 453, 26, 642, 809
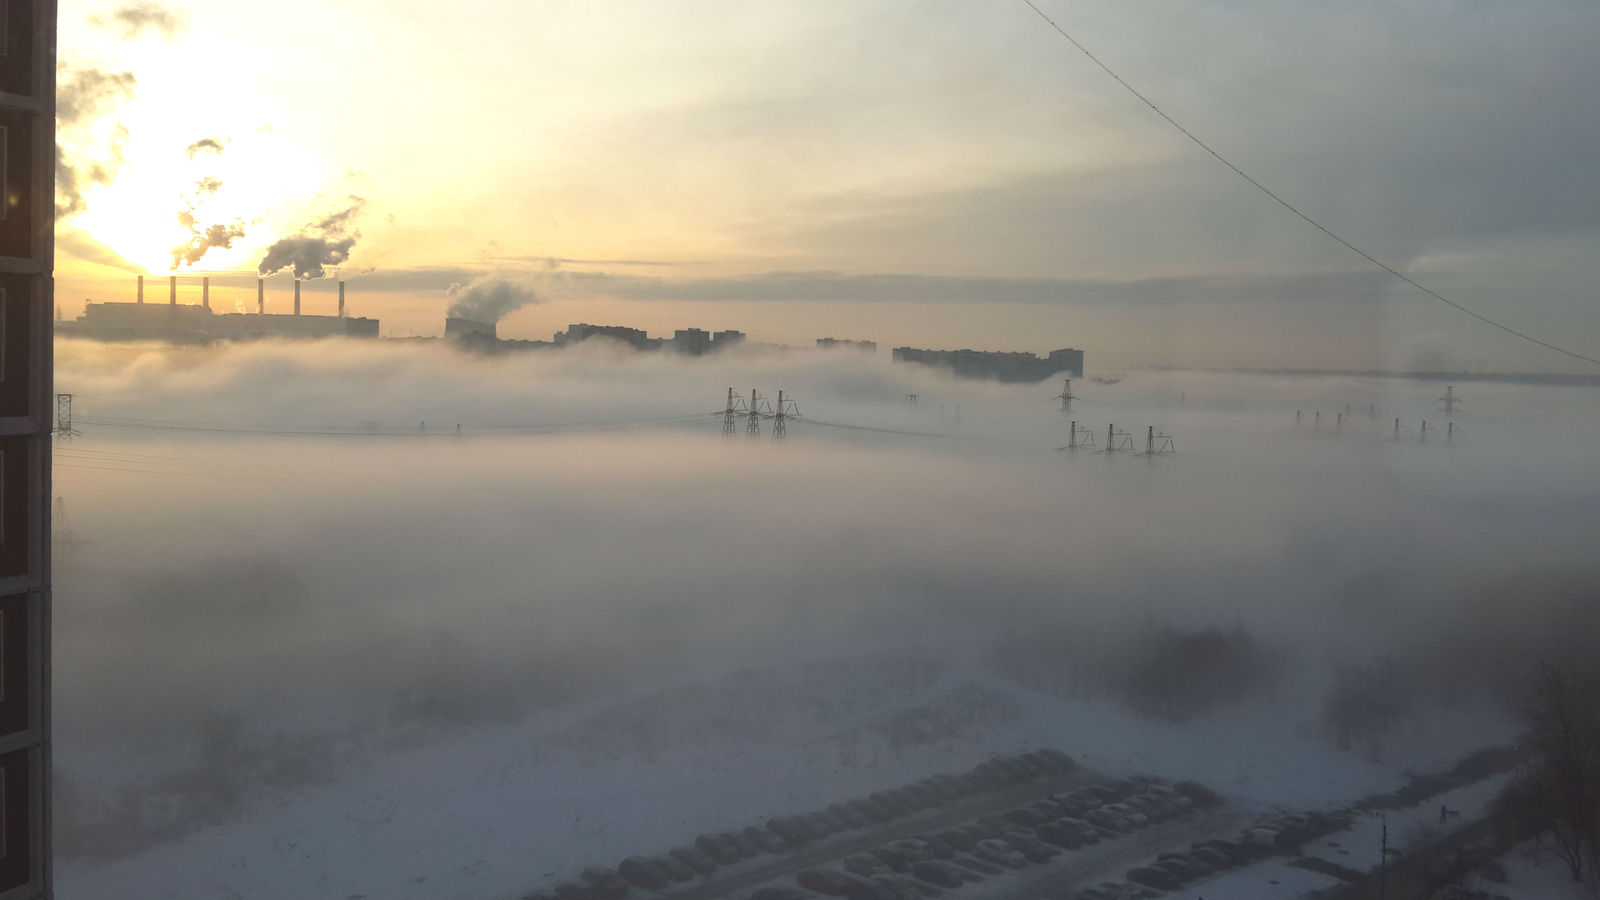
51, 338, 1600, 894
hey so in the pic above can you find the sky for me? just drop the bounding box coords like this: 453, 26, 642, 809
52, 0, 1600, 371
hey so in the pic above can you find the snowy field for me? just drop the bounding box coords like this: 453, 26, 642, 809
49, 340, 1600, 900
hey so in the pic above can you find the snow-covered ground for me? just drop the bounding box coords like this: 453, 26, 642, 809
56, 656, 1511, 900
1487, 842, 1598, 900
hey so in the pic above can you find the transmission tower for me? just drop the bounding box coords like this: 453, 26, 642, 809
1058, 420, 1096, 451
54, 393, 78, 439
720, 387, 747, 434
1438, 385, 1459, 414
1419, 420, 1436, 443
1390, 417, 1414, 441
1101, 422, 1134, 454
906, 393, 919, 407
1055, 378, 1074, 412
1144, 425, 1176, 456
744, 388, 769, 437
53, 496, 89, 547
772, 390, 800, 439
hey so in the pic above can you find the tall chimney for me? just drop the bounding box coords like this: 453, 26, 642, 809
293, 280, 301, 315
338, 280, 345, 317
169, 275, 177, 305
257, 278, 265, 314
202, 277, 210, 311
137, 274, 144, 303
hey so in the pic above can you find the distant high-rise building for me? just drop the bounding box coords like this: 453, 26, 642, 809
712, 329, 746, 348
817, 337, 877, 354
673, 328, 712, 356
554, 323, 652, 350
892, 345, 1084, 382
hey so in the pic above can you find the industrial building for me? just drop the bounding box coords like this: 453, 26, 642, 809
60, 276, 379, 342
553, 323, 653, 350
892, 345, 1084, 382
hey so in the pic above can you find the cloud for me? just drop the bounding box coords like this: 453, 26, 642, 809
89, 1, 186, 40
257, 196, 367, 279
56, 67, 136, 219
445, 275, 541, 324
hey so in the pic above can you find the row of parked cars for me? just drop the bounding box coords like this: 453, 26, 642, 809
758, 775, 1225, 900
1113, 808, 1355, 897
520, 750, 1079, 900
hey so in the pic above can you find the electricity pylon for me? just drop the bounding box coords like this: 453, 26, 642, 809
772, 390, 800, 439
1055, 378, 1074, 412
1101, 423, 1134, 454
54, 393, 78, 439
1438, 385, 1459, 414
743, 388, 770, 437
720, 387, 747, 434
1144, 425, 1176, 456
1057, 420, 1096, 451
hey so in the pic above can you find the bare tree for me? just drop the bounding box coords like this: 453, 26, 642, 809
1503, 661, 1600, 882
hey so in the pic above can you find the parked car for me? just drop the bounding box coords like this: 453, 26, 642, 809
999, 830, 1059, 864
935, 828, 977, 852
1153, 858, 1197, 883
1104, 804, 1149, 827
1187, 845, 1233, 870
843, 854, 892, 878
872, 791, 911, 817
1034, 820, 1083, 849
1001, 807, 1049, 829
729, 830, 762, 858
831, 802, 869, 829
1085, 808, 1134, 832
749, 888, 815, 900
910, 860, 975, 888
745, 825, 788, 854
1157, 850, 1212, 877
1173, 780, 1220, 806
551, 881, 599, 900
1058, 817, 1102, 843
669, 846, 718, 876
618, 856, 671, 890
852, 797, 893, 824
948, 855, 1003, 876
1126, 866, 1182, 891
795, 868, 884, 900
813, 809, 848, 834
697, 834, 743, 864
972, 839, 1027, 869
867, 846, 914, 873
656, 855, 696, 882
580, 868, 630, 900
1123, 796, 1168, 822
871, 872, 937, 900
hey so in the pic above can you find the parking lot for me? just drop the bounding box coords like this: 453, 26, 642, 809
521, 749, 1343, 900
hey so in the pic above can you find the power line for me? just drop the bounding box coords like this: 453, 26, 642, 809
1020, 0, 1600, 368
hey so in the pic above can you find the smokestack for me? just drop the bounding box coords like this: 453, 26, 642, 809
338, 280, 345, 317
137, 274, 144, 303
294, 280, 301, 316
202, 277, 210, 311
169, 275, 177, 305
258, 278, 264, 314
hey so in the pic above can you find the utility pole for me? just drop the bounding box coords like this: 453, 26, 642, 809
1296, 410, 1302, 430
1378, 812, 1389, 900
1336, 412, 1343, 432
906, 393, 918, 408
1056, 378, 1074, 412
1439, 385, 1458, 414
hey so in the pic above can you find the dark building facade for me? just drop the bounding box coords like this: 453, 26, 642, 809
0, 2, 54, 896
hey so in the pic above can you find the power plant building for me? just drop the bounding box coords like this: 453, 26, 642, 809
817, 337, 877, 353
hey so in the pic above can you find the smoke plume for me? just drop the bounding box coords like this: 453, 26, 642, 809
445, 276, 541, 324
89, 1, 186, 40
185, 137, 227, 159
171, 222, 247, 269
56, 67, 137, 219
258, 197, 366, 280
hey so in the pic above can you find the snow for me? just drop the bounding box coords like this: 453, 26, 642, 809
1488, 842, 1597, 900
1172, 860, 1342, 900
57, 660, 1511, 900
1298, 772, 1511, 874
